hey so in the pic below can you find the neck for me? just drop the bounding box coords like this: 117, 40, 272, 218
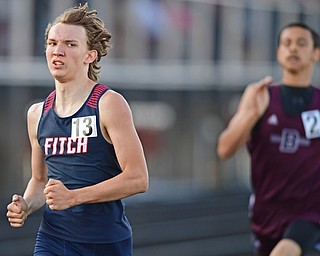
54, 79, 96, 117
282, 70, 312, 88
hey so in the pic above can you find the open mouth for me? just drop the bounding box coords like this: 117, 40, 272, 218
53, 61, 64, 66
287, 56, 300, 61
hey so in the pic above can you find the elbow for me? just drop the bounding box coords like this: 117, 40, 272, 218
217, 144, 232, 160
139, 176, 149, 193
217, 150, 229, 161
135, 174, 149, 194
140, 185, 148, 194
216, 133, 239, 160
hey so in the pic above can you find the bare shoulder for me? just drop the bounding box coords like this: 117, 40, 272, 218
99, 90, 132, 115
28, 102, 43, 117
100, 89, 128, 105
27, 102, 43, 124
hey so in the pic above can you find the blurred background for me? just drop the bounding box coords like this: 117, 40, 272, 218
0, 0, 319, 255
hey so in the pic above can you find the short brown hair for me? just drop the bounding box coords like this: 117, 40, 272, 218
45, 3, 112, 81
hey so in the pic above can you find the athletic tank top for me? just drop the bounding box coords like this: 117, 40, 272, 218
247, 85, 320, 239
37, 84, 132, 243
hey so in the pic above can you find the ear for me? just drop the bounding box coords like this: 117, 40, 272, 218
84, 50, 98, 64
312, 47, 320, 63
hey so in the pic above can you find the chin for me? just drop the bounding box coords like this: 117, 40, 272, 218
288, 70, 299, 76
50, 71, 65, 80
286, 67, 299, 75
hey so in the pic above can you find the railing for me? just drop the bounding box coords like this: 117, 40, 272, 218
0, 0, 319, 89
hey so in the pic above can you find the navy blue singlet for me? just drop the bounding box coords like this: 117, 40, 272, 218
37, 84, 132, 243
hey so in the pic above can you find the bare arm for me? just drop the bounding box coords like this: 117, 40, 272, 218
7, 103, 47, 227
217, 76, 272, 160
44, 90, 149, 210
24, 103, 48, 214
74, 90, 148, 203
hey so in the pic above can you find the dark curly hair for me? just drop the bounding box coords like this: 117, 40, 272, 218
45, 3, 112, 81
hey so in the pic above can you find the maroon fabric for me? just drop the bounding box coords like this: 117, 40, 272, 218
247, 85, 320, 240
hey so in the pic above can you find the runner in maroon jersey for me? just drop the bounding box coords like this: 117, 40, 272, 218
217, 23, 320, 256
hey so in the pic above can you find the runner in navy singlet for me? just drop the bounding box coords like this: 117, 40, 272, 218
6, 4, 148, 256
217, 23, 320, 256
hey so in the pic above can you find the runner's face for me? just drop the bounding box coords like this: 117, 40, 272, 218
46, 23, 91, 82
277, 27, 317, 74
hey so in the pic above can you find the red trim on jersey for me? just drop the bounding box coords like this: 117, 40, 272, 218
43, 91, 56, 115
86, 84, 109, 109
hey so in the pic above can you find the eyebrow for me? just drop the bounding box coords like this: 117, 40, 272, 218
281, 37, 308, 42
47, 39, 79, 44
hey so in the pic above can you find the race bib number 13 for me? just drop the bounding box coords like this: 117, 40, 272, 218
301, 110, 320, 139
71, 115, 97, 138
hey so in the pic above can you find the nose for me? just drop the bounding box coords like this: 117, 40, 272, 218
53, 43, 65, 56
288, 42, 298, 52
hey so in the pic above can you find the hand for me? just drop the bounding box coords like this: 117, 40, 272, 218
44, 179, 73, 210
238, 76, 272, 118
6, 194, 28, 228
